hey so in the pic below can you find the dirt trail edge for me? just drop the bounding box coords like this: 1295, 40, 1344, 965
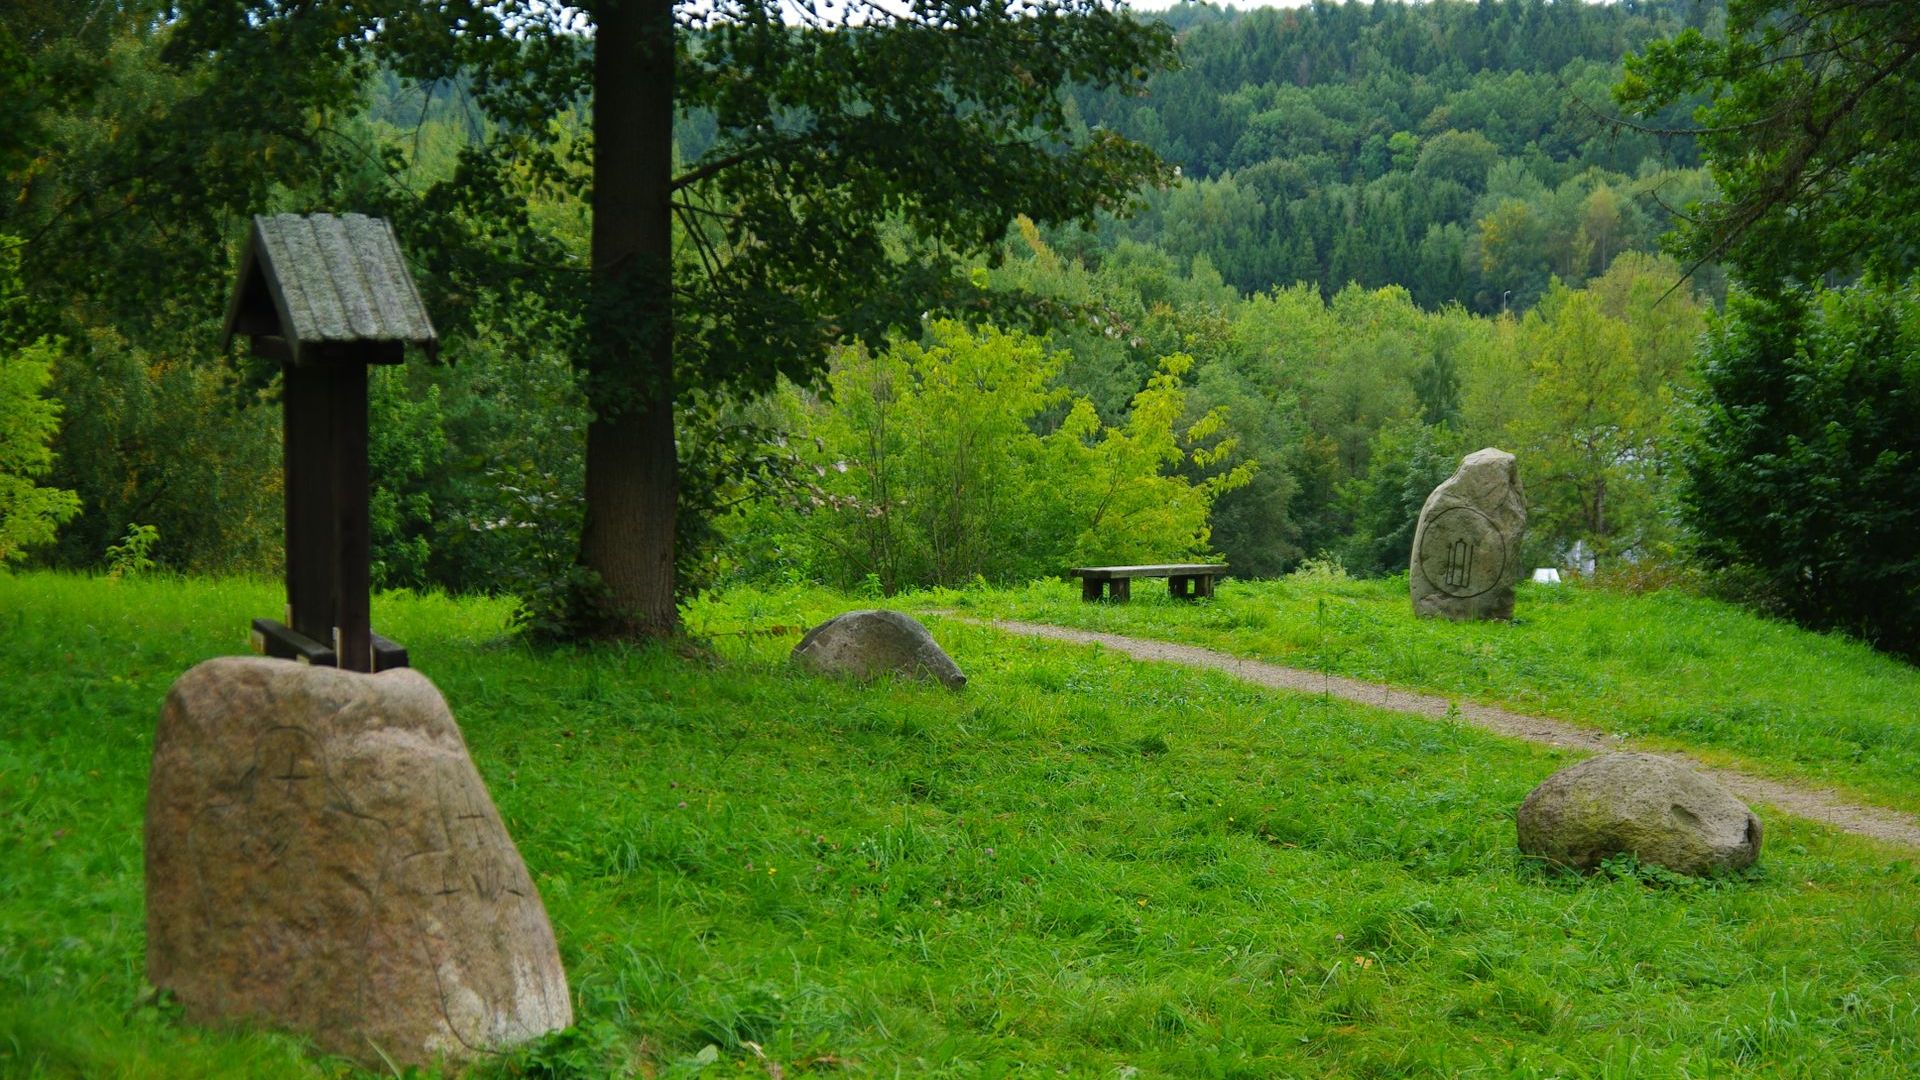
970, 616, 1920, 851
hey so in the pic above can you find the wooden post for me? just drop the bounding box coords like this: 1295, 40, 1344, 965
330, 364, 372, 672
283, 363, 333, 644
228, 213, 429, 673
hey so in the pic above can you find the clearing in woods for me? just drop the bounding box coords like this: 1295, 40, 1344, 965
4, 573, 1920, 1077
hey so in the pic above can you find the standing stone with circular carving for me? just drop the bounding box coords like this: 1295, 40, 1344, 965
1409, 447, 1527, 620
145, 657, 571, 1069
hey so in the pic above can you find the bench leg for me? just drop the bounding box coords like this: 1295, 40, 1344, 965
1169, 575, 1193, 600
1197, 574, 1216, 599
1111, 578, 1130, 603
1082, 577, 1102, 602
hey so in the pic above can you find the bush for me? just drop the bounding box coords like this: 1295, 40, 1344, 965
727, 321, 1252, 592
1681, 280, 1920, 657
0, 336, 80, 563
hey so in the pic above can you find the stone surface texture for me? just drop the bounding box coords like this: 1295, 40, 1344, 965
146, 657, 570, 1068
1516, 752, 1764, 875
1409, 447, 1527, 620
792, 610, 967, 689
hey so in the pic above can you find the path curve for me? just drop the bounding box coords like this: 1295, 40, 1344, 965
970, 617, 1920, 851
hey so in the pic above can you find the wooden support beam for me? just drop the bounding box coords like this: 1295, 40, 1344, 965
330, 364, 373, 673
283, 364, 333, 644
252, 619, 410, 672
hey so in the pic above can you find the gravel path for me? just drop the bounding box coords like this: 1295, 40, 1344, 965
973, 617, 1920, 850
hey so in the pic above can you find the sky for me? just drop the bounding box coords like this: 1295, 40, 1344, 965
1126, 0, 1316, 10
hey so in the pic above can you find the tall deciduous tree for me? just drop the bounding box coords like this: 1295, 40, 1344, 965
1619, 2, 1920, 657
1512, 256, 1703, 566
1616, 0, 1920, 288
13, 0, 1174, 636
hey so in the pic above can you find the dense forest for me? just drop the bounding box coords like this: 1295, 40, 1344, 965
1057, 0, 1721, 308
3, 0, 1916, 654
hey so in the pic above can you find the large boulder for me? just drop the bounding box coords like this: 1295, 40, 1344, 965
1409, 447, 1527, 620
146, 657, 571, 1068
1516, 752, 1764, 875
791, 610, 966, 689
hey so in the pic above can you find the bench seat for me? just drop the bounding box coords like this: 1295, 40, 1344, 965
1070, 563, 1229, 602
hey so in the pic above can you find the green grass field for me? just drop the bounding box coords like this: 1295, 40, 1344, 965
931, 573, 1920, 817
3, 572, 1919, 1077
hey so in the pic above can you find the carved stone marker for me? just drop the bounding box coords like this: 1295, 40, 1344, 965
1409, 447, 1526, 620
146, 657, 571, 1068
792, 610, 967, 689
1516, 752, 1764, 876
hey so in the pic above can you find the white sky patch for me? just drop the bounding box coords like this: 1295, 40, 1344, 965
516, 0, 1318, 34
1126, 0, 1314, 9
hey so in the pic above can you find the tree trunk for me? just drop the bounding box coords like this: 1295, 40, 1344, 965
581, 0, 678, 637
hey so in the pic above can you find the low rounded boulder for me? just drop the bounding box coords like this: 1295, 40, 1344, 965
1516, 752, 1763, 876
791, 610, 966, 689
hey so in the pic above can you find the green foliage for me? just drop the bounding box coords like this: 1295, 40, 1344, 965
1511, 260, 1703, 567
1618, 0, 1920, 289
367, 369, 448, 591
7, 573, 1920, 1076
1063, 0, 1711, 310
1618, 4, 1920, 656
1338, 417, 1464, 575
103, 523, 158, 579
733, 322, 1249, 591
1681, 279, 1920, 658
0, 335, 79, 563
985, 232, 1705, 582
42, 323, 281, 575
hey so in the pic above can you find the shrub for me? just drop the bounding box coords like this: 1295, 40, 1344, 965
1681, 280, 1920, 657
0, 336, 80, 563
729, 321, 1252, 592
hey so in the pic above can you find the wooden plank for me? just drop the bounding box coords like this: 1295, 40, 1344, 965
1168, 573, 1221, 600
283, 363, 334, 645
254, 620, 409, 672
249, 335, 294, 365
330, 364, 373, 673
371, 632, 409, 673
237, 214, 438, 356
251, 618, 335, 666
292, 341, 406, 367
1071, 563, 1229, 580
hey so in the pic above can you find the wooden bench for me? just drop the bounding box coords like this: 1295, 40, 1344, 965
1070, 563, 1230, 602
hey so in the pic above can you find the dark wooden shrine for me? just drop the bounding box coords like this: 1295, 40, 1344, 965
223, 213, 437, 673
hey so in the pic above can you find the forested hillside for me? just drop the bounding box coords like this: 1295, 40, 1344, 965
1055, 0, 1720, 309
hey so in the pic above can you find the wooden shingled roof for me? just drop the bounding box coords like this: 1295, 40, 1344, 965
223, 213, 438, 364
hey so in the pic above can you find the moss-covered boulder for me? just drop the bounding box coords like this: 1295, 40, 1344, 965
1516, 752, 1762, 875
792, 610, 966, 689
